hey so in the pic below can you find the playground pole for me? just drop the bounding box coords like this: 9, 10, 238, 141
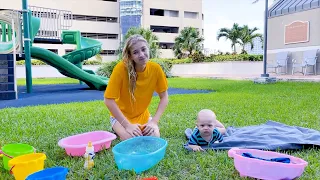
22, 0, 32, 93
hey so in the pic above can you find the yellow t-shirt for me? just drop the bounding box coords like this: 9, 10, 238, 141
104, 61, 168, 125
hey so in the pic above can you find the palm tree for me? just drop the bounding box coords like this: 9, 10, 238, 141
216, 23, 243, 53
173, 27, 204, 59
118, 27, 160, 59
239, 25, 263, 51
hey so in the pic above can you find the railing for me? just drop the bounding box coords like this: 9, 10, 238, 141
28, 6, 73, 40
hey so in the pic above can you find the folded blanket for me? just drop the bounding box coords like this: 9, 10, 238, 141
184, 120, 320, 151
242, 152, 290, 163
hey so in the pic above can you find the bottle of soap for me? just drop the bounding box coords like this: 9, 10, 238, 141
84, 141, 95, 169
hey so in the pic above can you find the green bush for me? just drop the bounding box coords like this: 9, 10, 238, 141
16, 59, 47, 65
189, 52, 206, 63
150, 59, 172, 78
83, 60, 102, 65
96, 60, 120, 78
96, 59, 173, 78
16, 59, 102, 66
203, 54, 263, 62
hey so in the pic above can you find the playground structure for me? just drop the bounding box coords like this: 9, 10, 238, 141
0, 1, 108, 100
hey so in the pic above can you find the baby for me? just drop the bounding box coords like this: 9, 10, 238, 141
187, 109, 226, 152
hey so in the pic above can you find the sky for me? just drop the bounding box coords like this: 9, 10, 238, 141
203, 0, 275, 53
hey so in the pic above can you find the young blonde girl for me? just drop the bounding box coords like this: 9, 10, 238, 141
104, 34, 169, 140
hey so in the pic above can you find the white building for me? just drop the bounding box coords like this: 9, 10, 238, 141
244, 37, 264, 55
2, 0, 120, 62
2, 0, 203, 60
120, 0, 204, 58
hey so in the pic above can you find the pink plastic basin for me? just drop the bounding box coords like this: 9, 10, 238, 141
58, 131, 117, 156
228, 148, 308, 180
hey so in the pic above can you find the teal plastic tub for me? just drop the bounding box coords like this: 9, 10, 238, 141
112, 136, 168, 174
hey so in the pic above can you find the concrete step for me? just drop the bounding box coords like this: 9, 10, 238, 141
0, 60, 13, 68
0, 82, 15, 91
0, 75, 14, 83
0, 67, 14, 75
0, 91, 17, 100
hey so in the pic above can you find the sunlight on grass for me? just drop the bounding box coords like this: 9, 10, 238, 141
1, 78, 320, 179
17, 78, 78, 85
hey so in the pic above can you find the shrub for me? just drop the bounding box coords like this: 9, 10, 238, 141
83, 60, 102, 65
171, 58, 192, 64
96, 59, 174, 78
16, 59, 47, 65
189, 52, 205, 63
203, 54, 263, 62
16, 59, 102, 66
150, 59, 172, 78
96, 60, 120, 78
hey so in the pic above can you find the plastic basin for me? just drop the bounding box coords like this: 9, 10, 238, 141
0, 143, 35, 170
228, 148, 308, 180
112, 136, 168, 174
58, 131, 117, 156
26, 167, 69, 180
8, 153, 46, 180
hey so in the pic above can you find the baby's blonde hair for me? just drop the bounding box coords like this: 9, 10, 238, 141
122, 34, 149, 102
197, 109, 216, 122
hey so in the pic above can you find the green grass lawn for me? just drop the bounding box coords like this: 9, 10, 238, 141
1, 78, 320, 179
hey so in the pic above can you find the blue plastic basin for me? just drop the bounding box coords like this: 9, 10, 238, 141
26, 167, 68, 180
112, 136, 168, 173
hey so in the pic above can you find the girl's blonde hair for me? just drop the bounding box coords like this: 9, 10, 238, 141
122, 34, 149, 102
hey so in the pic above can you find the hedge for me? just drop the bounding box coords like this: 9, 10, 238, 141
16, 59, 102, 66
96, 59, 173, 78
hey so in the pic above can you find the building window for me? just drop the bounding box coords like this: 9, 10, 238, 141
159, 42, 174, 49
184, 11, 198, 19
107, 17, 118, 23
70, 14, 118, 23
150, 8, 178, 17
150, 26, 179, 33
65, 49, 74, 53
81, 33, 118, 39
100, 50, 116, 56
48, 49, 58, 54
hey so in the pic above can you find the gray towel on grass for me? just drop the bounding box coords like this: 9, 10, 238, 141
184, 120, 320, 151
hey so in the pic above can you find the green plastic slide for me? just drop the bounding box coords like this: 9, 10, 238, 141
28, 14, 108, 90
30, 46, 108, 90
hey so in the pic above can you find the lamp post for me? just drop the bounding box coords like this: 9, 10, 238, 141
261, 0, 269, 77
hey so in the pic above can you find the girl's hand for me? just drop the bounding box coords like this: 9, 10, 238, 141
142, 121, 159, 136
125, 123, 142, 137
188, 144, 205, 152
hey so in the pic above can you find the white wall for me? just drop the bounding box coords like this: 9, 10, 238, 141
171, 62, 263, 76
16, 61, 264, 79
